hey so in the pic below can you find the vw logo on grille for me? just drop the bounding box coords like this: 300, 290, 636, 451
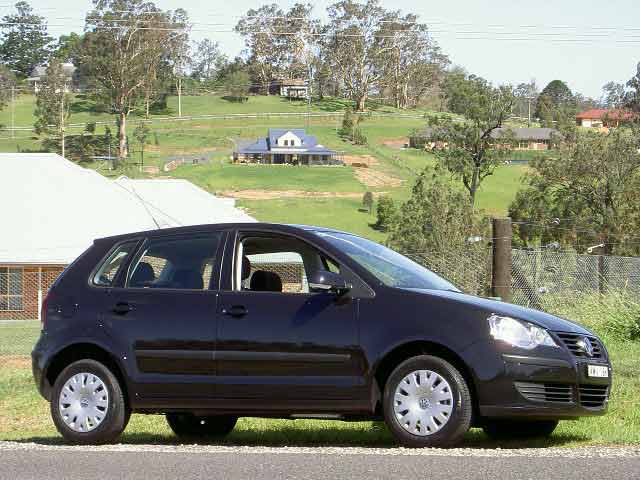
577, 336, 594, 357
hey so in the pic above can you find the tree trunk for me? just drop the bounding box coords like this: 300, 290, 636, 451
118, 111, 128, 159
356, 94, 367, 111
469, 166, 480, 209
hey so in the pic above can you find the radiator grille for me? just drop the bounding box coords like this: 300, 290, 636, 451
579, 385, 609, 409
515, 382, 573, 403
555, 332, 604, 359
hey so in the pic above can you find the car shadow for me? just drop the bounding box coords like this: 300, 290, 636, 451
11, 425, 588, 450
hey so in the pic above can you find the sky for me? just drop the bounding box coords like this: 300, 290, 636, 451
5, 0, 640, 98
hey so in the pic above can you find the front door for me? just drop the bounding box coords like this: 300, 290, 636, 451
100, 232, 224, 406
215, 231, 369, 413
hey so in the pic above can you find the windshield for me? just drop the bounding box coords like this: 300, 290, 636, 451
315, 232, 460, 292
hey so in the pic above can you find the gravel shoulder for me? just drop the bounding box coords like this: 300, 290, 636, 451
1, 440, 639, 458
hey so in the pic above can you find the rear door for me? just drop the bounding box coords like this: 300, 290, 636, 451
99, 231, 225, 406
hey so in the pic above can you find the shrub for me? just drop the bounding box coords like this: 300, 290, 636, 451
549, 292, 640, 342
374, 195, 397, 231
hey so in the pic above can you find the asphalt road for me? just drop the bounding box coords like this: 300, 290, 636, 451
1, 443, 640, 480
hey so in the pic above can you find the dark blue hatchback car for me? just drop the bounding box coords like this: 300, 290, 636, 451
32, 223, 612, 447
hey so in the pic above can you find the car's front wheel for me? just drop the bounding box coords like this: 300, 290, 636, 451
383, 355, 472, 448
166, 413, 238, 438
482, 419, 559, 440
51, 359, 130, 444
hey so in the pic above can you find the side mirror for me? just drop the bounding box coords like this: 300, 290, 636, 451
309, 270, 351, 295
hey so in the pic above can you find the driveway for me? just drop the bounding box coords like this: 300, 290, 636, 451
1, 442, 639, 480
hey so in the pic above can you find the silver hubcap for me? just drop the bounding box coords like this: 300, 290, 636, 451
393, 369, 454, 436
58, 373, 109, 433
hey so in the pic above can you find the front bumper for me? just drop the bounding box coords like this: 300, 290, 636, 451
478, 353, 612, 420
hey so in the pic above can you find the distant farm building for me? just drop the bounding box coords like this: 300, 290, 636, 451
234, 129, 342, 165
26, 63, 77, 92
410, 127, 557, 151
272, 79, 309, 99
576, 109, 635, 128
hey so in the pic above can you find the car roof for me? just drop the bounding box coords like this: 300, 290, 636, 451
94, 222, 354, 244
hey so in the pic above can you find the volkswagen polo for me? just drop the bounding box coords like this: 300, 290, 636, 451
32, 223, 612, 447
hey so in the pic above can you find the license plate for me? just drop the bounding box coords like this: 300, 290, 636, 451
588, 365, 609, 378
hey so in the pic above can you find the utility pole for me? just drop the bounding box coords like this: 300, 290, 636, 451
491, 217, 512, 302
177, 76, 182, 118
527, 98, 532, 127
10, 86, 15, 139
60, 92, 65, 158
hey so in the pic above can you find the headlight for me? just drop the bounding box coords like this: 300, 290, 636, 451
488, 314, 558, 349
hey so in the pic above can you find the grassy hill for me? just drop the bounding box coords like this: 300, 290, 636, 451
0, 93, 527, 241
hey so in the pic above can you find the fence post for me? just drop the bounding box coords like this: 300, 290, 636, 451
492, 217, 512, 302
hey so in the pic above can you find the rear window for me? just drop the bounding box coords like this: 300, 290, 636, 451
92, 241, 138, 287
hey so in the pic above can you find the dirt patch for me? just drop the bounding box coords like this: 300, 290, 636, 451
381, 137, 409, 148
220, 189, 373, 200
0, 356, 30, 370
354, 169, 404, 188
342, 155, 378, 167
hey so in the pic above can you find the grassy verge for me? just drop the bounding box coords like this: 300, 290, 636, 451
1, 297, 638, 447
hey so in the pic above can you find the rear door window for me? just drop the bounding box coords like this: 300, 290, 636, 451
127, 234, 222, 290
92, 241, 138, 287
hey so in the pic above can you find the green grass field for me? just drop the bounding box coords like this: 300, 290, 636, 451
1, 298, 638, 447
0, 92, 527, 241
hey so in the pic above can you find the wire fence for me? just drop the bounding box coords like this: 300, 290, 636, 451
2, 249, 640, 357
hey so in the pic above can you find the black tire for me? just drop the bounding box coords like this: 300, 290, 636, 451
166, 413, 238, 438
383, 355, 472, 448
482, 419, 559, 440
51, 359, 130, 445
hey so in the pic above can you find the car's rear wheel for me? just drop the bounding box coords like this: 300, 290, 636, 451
482, 419, 559, 439
166, 413, 238, 438
383, 355, 472, 448
51, 359, 130, 444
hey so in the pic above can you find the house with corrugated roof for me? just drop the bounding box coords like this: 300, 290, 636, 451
0, 153, 255, 320
233, 128, 342, 165
576, 109, 635, 128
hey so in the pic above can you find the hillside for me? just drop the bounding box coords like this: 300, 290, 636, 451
0, 93, 526, 241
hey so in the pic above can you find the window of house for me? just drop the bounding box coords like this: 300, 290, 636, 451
0, 266, 23, 311
127, 234, 222, 290
518, 141, 530, 149
236, 235, 340, 294
93, 241, 139, 287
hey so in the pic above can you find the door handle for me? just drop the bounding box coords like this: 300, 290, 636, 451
112, 302, 134, 315
222, 305, 248, 317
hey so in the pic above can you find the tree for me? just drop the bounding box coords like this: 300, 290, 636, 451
223, 70, 250, 101
427, 74, 515, 208
191, 39, 227, 82
325, 0, 388, 111
133, 121, 150, 171
166, 8, 190, 118
535, 80, 574, 119
235, 4, 287, 95
0, 65, 16, 114
374, 12, 449, 109
362, 191, 373, 213
34, 59, 71, 158
513, 80, 538, 124
0, 1, 52, 77
601, 81, 627, 109
626, 62, 640, 113
52, 32, 83, 63
386, 166, 484, 255
339, 107, 367, 144
81, 0, 185, 161
374, 194, 397, 231
509, 127, 640, 255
